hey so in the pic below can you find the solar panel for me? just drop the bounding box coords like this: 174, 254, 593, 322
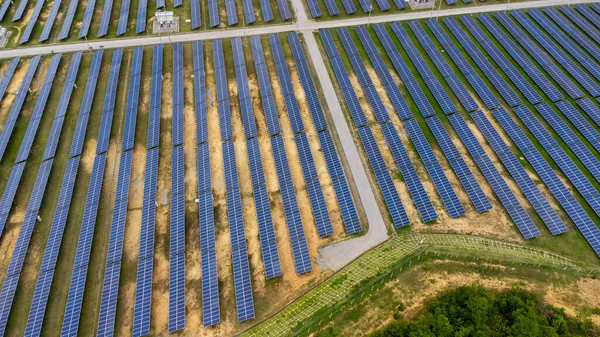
168, 253, 185, 332
191, 0, 201, 28
242, 0, 256, 23
147, 45, 163, 150
0, 275, 19, 336
472, 110, 567, 235
117, 0, 131, 35
575, 4, 600, 30
0, 56, 40, 163
132, 257, 153, 337
213, 40, 234, 140
232, 38, 258, 139
78, 0, 97, 38
96, 261, 121, 337
556, 100, 600, 153
201, 249, 220, 326
97, 50, 123, 155
15, 54, 61, 164
0, 57, 19, 103
0, 162, 25, 237
269, 34, 306, 133
305, 0, 322, 18
575, 98, 600, 129
208, 0, 219, 27
0, 0, 11, 21
251, 36, 282, 136
10, 0, 26, 21
122, 47, 144, 152
319, 29, 369, 128
170, 147, 186, 254
98, 0, 115, 36
561, 6, 600, 48
58, 0, 79, 40
136, 0, 148, 33
393, 22, 457, 115
226, 0, 238, 25
24, 269, 54, 337
172, 43, 185, 147
548, 7, 600, 62
69, 51, 104, 158
18, 0, 44, 44
448, 113, 540, 239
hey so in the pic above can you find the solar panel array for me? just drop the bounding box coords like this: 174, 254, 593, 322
392, 22, 457, 115
78, 0, 97, 38
192, 42, 221, 327
58, 0, 79, 40
12, 0, 28, 21
421, 19, 489, 111
0, 0, 11, 21
39, 0, 61, 41
477, 13, 564, 102
232, 38, 258, 139
471, 110, 567, 235
493, 12, 585, 100
98, 0, 115, 37
576, 98, 600, 129
251, 36, 282, 136
213, 40, 234, 141
320, 29, 410, 228
575, 4, 600, 31
492, 107, 600, 257
169, 42, 186, 333
208, 0, 219, 27
442, 17, 522, 107
191, 0, 201, 28
18, 0, 44, 44
556, 100, 600, 154
361, 26, 474, 218
123, 47, 144, 152
242, 0, 256, 23
545, 7, 600, 63
0, 55, 40, 164
0, 57, 19, 102
511, 10, 600, 97
459, 16, 543, 105
136, 0, 148, 33
133, 44, 162, 337
226, 0, 238, 25
97, 49, 123, 155
448, 113, 541, 239
117, 0, 131, 35
288, 32, 362, 234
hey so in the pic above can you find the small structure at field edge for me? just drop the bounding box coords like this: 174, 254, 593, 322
153, 11, 179, 34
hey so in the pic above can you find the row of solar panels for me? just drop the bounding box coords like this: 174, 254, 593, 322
306, 0, 405, 18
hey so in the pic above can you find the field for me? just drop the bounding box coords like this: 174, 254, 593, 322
0, 2, 598, 337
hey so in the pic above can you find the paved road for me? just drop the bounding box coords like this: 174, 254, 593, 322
0, 0, 595, 59
303, 31, 388, 271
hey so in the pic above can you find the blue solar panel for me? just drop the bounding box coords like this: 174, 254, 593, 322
556, 100, 600, 153
139, 148, 159, 258
0, 162, 25, 237
172, 43, 185, 147
319, 29, 368, 128
136, 0, 148, 33
147, 45, 163, 150
201, 249, 220, 326
0, 57, 19, 102
11, 0, 28, 21
191, 0, 201, 28
16, 54, 61, 164
426, 116, 492, 213
24, 269, 54, 337
97, 49, 123, 155
69, 51, 104, 159
393, 22, 457, 115
168, 253, 185, 332
157, 0, 165, 8
251, 36, 282, 136
340, 0, 356, 14
576, 98, 600, 129
548, 7, 600, 62
231, 244, 255, 322
442, 17, 521, 107
460, 16, 542, 105
98, 0, 115, 36
18, 0, 44, 44
117, 0, 131, 35
449, 113, 540, 239
78, 0, 97, 38
358, 127, 410, 227
0, 275, 19, 336
96, 261, 121, 337
192, 42, 208, 145
132, 257, 153, 337
226, 0, 238, 25
306, 0, 322, 18
242, 0, 255, 23
232, 38, 258, 139
272, 0, 289, 20
472, 110, 567, 235
58, 0, 79, 40
561, 6, 600, 47
269, 34, 306, 133
0, 55, 40, 163
208, 0, 219, 27
122, 47, 144, 152
38, 0, 61, 41
170, 147, 186, 254
213, 40, 234, 140
0, 0, 11, 21
323, 0, 339, 16
576, 4, 600, 30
